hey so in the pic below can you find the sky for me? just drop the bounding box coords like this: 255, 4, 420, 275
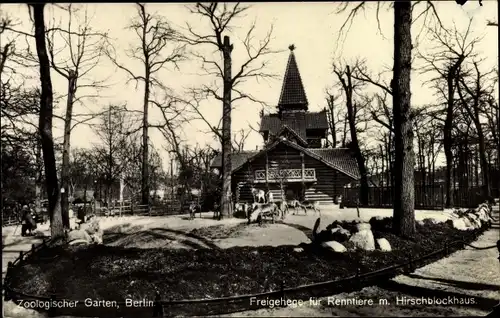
1, 1, 498, 172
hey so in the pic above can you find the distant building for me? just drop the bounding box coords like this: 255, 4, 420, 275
211, 45, 360, 203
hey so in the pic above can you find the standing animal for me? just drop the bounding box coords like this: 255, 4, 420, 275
266, 190, 274, 203
251, 187, 266, 203
287, 200, 301, 215
274, 200, 288, 219
189, 202, 201, 219
300, 200, 321, 215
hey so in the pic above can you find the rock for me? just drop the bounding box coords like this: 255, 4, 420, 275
461, 217, 472, 228
369, 216, 392, 232
475, 207, 491, 223
416, 220, 425, 226
330, 227, 351, 242
423, 218, 443, 225
321, 241, 347, 253
466, 214, 481, 229
348, 229, 375, 251
293, 247, 304, 253
376, 238, 392, 252
67, 229, 91, 244
356, 222, 371, 232
90, 228, 103, 244
33, 230, 46, 238
80, 218, 101, 235
447, 218, 468, 231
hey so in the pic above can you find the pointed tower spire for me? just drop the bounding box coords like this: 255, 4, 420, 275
277, 44, 308, 112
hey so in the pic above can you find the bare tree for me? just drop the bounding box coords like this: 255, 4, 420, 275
41, 4, 110, 228
325, 90, 343, 148
29, 3, 64, 238
93, 104, 141, 205
418, 18, 479, 207
105, 3, 185, 206
334, 0, 455, 237
456, 61, 496, 199
332, 61, 370, 206
233, 128, 251, 153
179, 3, 278, 219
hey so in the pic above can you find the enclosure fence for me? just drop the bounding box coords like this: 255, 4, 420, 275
343, 185, 445, 210
3, 204, 497, 317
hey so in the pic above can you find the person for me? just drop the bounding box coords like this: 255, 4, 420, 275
20, 205, 36, 236
77, 206, 86, 224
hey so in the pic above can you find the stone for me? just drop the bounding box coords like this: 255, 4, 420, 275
330, 227, 351, 242
80, 218, 101, 235
376, 238, 392, 252
448, 218, 468, 231
321, 241, 347, 253
416, 220, 425, 226
423, 218, 443, 225
293, 247, 304, 253
356, 222, 371, 232
462, 217, 472, 228
348, 229, 375, 251
369, 216, 392, 232
67, 229, 91, 244
90, 228, 103, 244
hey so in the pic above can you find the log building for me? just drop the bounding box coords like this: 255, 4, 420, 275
211, 45, 360, 204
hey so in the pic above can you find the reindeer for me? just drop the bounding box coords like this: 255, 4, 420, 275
274, 200, 288, 219
287, 199, 301, 215
251, 187, 266, 203
299, 200, 321, 215
250, 202, 280, 224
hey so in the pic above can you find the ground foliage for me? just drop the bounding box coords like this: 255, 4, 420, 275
8, 218, 488, 316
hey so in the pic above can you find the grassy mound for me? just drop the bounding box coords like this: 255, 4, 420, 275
8, 219, 488, 316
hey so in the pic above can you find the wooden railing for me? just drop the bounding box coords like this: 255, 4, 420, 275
254, 168, 316, 182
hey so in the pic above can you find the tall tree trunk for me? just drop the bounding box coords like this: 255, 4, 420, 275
60, 74, 77, 229
35, 137, 42, 212
344, 66, 369, 205
392, 0, 415, 238
32, 3, 64, 238
443, 56, 464, 208
141, 70, 150, 205
327, 95, 337, 147
342, 113, 348, 147
220, 36, 233, 219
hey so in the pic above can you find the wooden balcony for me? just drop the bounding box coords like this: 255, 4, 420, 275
254, 168, 316, 183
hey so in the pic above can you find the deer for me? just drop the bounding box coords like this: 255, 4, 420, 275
251, 187, 266, 203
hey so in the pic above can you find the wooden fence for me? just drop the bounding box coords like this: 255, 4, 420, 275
343, 185, 445, 210
93, 202, 188, 217
344, 185, 499, 209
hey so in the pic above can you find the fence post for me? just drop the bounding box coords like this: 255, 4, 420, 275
19, 251, 24, 264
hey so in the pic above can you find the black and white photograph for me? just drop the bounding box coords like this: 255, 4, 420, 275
1, 1, 499, 317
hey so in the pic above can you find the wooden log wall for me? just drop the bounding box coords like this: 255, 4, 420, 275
232, 143, 355, 204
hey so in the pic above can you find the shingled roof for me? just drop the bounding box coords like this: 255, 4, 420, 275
210, 151, 257, 172
278, 45, 308, 110
259, 111, 328, 139
210, 140, 360, 180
